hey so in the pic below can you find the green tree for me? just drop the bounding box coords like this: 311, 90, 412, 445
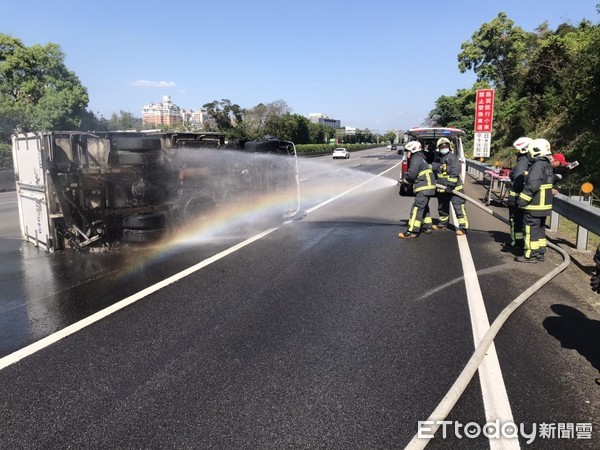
244, 99, 291, 139
0, 33, 89, 138
202, 99, 246, 139
458, 13, 532, 98
383, 131, 396, 143
265, 113, 311, 144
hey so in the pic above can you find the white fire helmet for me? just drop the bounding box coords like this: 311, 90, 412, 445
405, 141, 423, 153
528, 138, 552, 159
513, 137, 533, 154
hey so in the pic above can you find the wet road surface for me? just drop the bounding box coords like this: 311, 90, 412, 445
0, 149, 598, 448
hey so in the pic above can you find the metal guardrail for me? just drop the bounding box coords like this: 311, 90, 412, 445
465, 159, 600, 250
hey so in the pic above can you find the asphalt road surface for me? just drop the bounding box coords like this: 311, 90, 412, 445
0, 148, 598, 448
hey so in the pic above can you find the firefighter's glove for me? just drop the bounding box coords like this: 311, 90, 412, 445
591, 273, 600, 293
506, 196, 516, 208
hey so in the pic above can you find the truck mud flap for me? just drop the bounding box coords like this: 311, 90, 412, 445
122, 228, 166, 243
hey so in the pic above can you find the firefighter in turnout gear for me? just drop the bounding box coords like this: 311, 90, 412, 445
432, 137, 469, 235
505, 137, 532, 248
398, 141, 435, 238
515, 138, 555, 263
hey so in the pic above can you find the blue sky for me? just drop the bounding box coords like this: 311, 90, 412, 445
0, 0, 597, 132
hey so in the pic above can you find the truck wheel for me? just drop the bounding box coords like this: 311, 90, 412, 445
122, 228, 166, 243
183, 196, 216, 223
122, 213, 166, 229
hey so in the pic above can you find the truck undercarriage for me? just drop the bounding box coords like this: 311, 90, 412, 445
12, 131, 299, 251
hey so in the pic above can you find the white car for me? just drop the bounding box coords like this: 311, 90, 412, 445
332, 148, 350, 159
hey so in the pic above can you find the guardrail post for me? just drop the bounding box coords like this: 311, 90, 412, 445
549, 209, 560, 232
574, 194, 592, 251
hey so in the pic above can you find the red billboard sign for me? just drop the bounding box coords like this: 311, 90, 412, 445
474, 89, 495, 133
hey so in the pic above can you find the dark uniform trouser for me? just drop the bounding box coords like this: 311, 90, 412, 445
437, 192, 469, 230
407, 192, 433, 233
508, 204, 524, 246
523, 212, 547, 259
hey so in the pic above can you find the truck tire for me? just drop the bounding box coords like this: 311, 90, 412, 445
122, 213, 166, 229
122, 228, 166, 243
182, 196, 216, 223
114, 138, 161, 151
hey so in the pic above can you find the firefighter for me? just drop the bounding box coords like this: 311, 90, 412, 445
592, 244, 600, 295
592, 244, 600, 385
432, 137, 469, 235
398, 141, 435, 238
504, 137, 532, 248
515, 138, 554, 263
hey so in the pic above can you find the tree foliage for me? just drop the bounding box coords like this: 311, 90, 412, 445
432, 11, 600, 185
202, 99, 246, 139
0, 33, 89, 139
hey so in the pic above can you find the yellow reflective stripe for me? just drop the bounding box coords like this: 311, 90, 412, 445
408, 206, 419, 231
524, 225, 531, 258
414, 185, 434, 193
519, 193, 532, 201
447, 177, 458, 182
509, 190, 518, 197
460, 205, 469, 228
524, 205, 552, 210
418, 168, 433, 177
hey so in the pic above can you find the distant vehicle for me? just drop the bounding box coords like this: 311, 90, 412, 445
390, 145, 397, 151
387, 144, 392, 150
332, 148, 350, 159
398, 127, 467, 195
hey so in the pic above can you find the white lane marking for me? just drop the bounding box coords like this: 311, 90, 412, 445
0, 227, 279, 371
452, 210, 520, 450
0, 161, 402, 371
299, 178, 309, 182
0, 201, 17, 205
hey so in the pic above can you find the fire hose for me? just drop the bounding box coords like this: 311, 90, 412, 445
405, 184, 571, 449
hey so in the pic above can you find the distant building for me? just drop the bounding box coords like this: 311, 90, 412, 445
308, 113, 341, 129
142, 96, 183, 127
191, 109, 216, 129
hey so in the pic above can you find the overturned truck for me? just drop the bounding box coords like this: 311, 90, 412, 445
12, 131, 299, 252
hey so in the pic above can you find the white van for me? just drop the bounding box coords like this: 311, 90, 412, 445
399, 127, 467, 188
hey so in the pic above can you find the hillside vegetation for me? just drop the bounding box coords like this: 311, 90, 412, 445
428, 10, 600, 189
